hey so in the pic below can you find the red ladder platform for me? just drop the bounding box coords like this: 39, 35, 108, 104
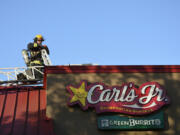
0, 86, 54, 135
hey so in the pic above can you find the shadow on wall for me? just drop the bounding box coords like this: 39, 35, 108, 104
46, 67, 180, 135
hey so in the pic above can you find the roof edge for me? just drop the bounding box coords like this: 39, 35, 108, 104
45, 65, 180, 74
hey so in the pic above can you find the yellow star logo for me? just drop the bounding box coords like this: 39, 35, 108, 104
69, 81, 88, 107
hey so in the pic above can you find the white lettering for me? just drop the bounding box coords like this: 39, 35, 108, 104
87, 85, 102, 104
156, 87, 165, 101
99, 89, 115, 102
86, 82, 168, 110
119, 85, 128, 101
125, 89, 137, 102
139, 85, 157, 104
129, 119, 135, 126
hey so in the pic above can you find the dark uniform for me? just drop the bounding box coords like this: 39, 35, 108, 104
27, 42, 49, 79
27, 42, 49, 66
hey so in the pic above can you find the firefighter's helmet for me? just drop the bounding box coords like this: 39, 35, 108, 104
34, 34, 44, 42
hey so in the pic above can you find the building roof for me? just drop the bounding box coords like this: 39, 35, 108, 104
0, 86, 54, 135
45, 65, 180, 74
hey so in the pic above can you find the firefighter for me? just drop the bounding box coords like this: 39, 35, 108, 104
27, 35, 49, 79
27, 34, 49, 66
18, 35, 50, 81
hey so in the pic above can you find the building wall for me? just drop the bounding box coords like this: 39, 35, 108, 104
46, 66, 180, 135
0, 86, 54, 135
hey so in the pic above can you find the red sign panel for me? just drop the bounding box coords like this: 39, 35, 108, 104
67, 81, 170, 115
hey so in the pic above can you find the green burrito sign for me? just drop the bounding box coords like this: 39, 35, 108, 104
97, 111, 164, 130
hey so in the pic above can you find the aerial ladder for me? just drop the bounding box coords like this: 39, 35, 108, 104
0, 49, 52, 86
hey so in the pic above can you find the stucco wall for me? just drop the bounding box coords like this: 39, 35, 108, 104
46, 72, 180, 135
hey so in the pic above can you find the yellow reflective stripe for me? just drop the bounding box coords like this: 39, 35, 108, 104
30, 60, 41, 65
34, 43, 38, 47
31, 51, 40, 56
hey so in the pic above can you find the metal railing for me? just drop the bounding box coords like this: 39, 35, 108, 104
0, 66, 44, 82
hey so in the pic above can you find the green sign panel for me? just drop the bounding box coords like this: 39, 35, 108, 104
97, 111, 164, 130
